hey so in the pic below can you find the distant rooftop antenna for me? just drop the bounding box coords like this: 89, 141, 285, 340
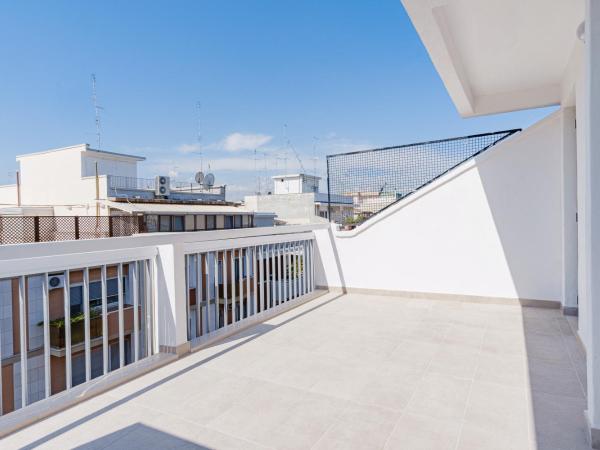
196, 101, 203, 171
91, 74, 103, 148
283, 124, 305, 174
312, 136, 319, 177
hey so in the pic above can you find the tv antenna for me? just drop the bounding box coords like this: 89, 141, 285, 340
91, 74, 103, 148
196, 101, 203, 171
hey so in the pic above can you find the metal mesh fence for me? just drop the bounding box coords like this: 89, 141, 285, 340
0, 215, 144, 245
326, 129, 520, 224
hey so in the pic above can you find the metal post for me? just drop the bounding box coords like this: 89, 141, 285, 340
18, 276, 27, 408
42, 273, 50, 398
101, 265, 108, 374
83, 268, 91, 382
64, 271, 72, 389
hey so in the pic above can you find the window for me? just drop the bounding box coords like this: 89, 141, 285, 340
70, 277, 127, 315
195, 215, 205, 230
242, 215, 249, 228
172, 215, 184, 232
159, 215, 171, 232
224, 215, 233, 229
185, 215, 195, 231
234, 215, 242, 228
145, 214, 158, 233
206, 215, 216, 230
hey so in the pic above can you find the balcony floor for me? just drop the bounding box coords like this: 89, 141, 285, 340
2, 291, 590, 449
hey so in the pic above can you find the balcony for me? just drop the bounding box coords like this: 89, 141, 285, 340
0, 217, 593, 448
106, 175, 226, 202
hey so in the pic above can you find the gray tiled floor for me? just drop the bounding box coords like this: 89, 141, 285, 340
1, 292, 591, 449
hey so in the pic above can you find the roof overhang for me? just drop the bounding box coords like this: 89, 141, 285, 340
104, 200, 250, 215
401, 0, 584, 116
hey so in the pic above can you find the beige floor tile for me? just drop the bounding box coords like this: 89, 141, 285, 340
528, 358, 586, 399
384, 413, 461, 450
312, 403, 400, 450
427, 343, 481, 379
474, 352, 528, 387
406, 373, 471, 421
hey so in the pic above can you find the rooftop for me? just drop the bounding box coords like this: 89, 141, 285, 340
16, 143, 146, 161
2, 291, 589, 449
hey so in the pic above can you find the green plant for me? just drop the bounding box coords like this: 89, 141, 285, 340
37, 308, 101, 328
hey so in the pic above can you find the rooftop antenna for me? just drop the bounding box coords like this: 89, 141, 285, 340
91, 74, 103, 148
312, 136, 319, 178
196, 101, 203, 171
254, 149, 260, 194
282, 123, 306, 174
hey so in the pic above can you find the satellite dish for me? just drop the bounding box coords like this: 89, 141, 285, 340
203, 173, 215, 188
195, 171, 204, 184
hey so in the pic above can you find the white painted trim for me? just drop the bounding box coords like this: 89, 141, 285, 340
182, 231, 315, 254
0, 247, 158, 278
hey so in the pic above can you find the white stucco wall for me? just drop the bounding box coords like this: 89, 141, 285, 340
245, 193, 323, 224
315, 110, 571, 303
0, 185, 17, 206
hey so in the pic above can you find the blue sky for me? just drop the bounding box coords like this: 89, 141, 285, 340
0, 0, 554, 199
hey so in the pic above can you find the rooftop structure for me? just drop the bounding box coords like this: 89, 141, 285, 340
0, 144, 273, 243
245, 173, 353, 225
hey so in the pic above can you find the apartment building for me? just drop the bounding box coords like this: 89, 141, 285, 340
0, 144, 273, 244
244, 173, 353, 224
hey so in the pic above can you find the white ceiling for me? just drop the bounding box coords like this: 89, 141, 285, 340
401, 0, 584, 116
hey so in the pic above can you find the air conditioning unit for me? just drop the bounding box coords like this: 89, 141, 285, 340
48, 274, 65, 290
155, 175, 170, 197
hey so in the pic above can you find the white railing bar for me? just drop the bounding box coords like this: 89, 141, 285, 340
43, 273, 51, 399
246, 248, 251, 317
183, 232, 315, 255
133, 262, 139, 363
214, 252, 219, 329
311, 240, 315, 291
83, 268, 91, 383
303, 241, 307, 296
259, 246, 264, 312
18, 275, 27, 408
238, 249, 243, 319
195, 254, 202, 338
185, 255, 191, 341
64, 270, 72, 389
252, 246, 258, 316
101, 265, 108, 375
230, 251, 236, 325
145, 259, 153, 356
278, 244, 283, 305
204, 254, 210, 334
266, 246, 271, 310
0, 247, 158, 279
118, 263, 124, 369
223, 250, 228, 330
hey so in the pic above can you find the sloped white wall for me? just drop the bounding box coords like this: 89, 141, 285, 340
315, 110, 571, 303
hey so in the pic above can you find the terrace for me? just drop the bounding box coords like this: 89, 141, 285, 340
0, 291, 588, 449
1, 0, 599, 448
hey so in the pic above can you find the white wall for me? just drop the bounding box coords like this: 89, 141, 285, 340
0, 185, 18, 206
315, 110, 570, 303
16, 146, 111, 216
245, 193, 324, 224
82, 153, 137, 178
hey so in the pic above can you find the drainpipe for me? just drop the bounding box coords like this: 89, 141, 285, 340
95, 161, 100, 217
16, 170, 21, 206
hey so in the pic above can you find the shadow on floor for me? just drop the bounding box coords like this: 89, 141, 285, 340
523, 310, 590, 449
73, 423, 210, 450
17, 292, 344, 449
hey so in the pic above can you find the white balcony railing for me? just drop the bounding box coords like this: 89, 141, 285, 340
184, 234, 315, 345
0, 225, 319, 435
0, 248, 158, 419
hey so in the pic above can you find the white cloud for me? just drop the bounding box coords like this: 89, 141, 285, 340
222, 133, 272, 152
177, 143, 202, 154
